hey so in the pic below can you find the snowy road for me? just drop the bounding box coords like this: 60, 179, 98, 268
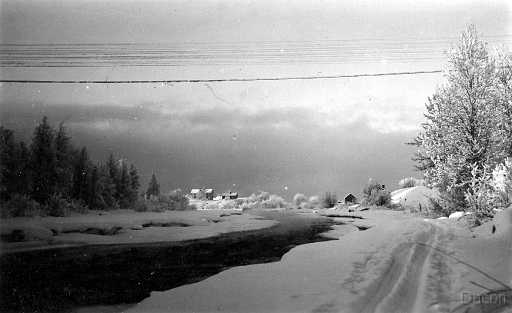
126, 209, 512, 313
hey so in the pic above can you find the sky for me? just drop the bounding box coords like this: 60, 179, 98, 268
1, 0, 511, 199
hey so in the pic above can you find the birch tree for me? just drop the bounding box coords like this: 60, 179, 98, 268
412, 25, 509, 206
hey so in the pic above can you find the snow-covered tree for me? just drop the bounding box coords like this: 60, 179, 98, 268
464, 163, 495, 219
491, 158, 512, 206
494, 52, 512, 157
293, 193, 307, 207
412, 25, 511, 208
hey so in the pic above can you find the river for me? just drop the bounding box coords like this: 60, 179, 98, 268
0, 210, 341, 313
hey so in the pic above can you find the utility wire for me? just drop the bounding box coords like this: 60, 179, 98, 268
2, 36, 510, 68
0, 70, 443, 84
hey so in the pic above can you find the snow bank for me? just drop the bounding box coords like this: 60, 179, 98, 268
390, 186, 440, 212
448, 211, 465, 219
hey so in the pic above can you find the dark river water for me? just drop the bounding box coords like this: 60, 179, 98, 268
0, 210, 338, 313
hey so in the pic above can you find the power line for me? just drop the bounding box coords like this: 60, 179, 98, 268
2, 36, 510, 68
0, 69, 443, 84
2, 34, 511, 46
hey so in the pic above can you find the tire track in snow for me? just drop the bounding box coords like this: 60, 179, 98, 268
357, 222, 439, 313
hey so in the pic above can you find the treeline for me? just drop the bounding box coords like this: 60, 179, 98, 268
0, 116, 140, 216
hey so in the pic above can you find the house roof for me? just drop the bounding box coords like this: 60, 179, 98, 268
205, 189, 214, 193
191, 189, 201, 194
344, 193, 357, 200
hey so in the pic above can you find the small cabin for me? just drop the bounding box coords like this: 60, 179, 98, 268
344, 193, 358, 204
221, 192, 238, 200
190, 188, 204, 199
205, 189, 214, 200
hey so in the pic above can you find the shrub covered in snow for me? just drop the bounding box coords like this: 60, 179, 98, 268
199, 191, 289, 211
464, 164, 495, 219
424, 160, 512, 221
235, 192, 289, 210
293, 193, 307, 208
167, 189, 190, 210
428, 195, 451, 217
460, 160, 512, 221
362, 179, 391, 207
262, 194, 288, 209
140, 189, 193, 212
290, 194, 321, 210
367, 189, 391, 207
309, 195, 320, 207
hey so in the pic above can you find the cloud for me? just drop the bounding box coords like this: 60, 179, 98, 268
1, 100, 419, 198
1, 83, 426, 138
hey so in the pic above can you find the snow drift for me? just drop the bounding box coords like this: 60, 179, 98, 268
390, 186, 440, 212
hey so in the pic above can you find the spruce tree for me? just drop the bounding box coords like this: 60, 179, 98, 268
129, 164, 140, 201
146, 173, 160, 198
55, 122, 74, 198
106, 153, 119, 199
72, 147, 90, 202
14, 141, 31, 196
30, 116, 57, 203
117, 161, 131, 208
0, 127, 18, 200
99, 164, 118, 210
86, 165, 105, 210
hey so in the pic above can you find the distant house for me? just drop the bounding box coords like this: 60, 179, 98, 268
221, 192, 238, 200
191, 188, 214, 200
205, 189, 214, 200
190, 188, 204, 199
344, 193, 358, 204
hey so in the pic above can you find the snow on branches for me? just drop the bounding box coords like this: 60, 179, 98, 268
412, 25, 512, 213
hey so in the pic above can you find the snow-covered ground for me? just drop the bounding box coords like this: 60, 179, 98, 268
391, 186, 440, 212
127, 208, 512, 313
0, 210, 277, 254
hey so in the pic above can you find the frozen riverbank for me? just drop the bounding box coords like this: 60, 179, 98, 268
0, 209, 338, 313
0, 209, 277, 254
